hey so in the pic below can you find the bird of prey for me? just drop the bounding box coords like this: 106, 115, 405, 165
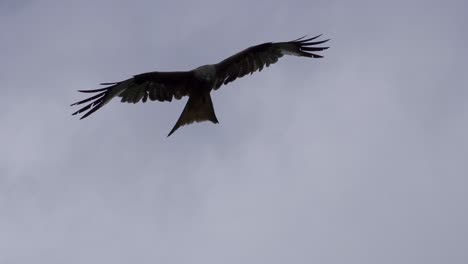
71, 35, 329, 136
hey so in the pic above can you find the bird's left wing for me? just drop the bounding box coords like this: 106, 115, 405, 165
71, 71, 193, 119
213, 35, 329, 89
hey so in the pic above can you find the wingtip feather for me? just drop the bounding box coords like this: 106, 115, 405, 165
295, 34, 322, 43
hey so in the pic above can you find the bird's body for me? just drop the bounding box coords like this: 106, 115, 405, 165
193, 65, 217, 83
71, 35, 329, 136
168, 65, 219, 136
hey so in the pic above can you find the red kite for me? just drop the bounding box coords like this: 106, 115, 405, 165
71, 35, 329, 136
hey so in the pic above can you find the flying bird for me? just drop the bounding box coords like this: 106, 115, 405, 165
71, 35, 329, 136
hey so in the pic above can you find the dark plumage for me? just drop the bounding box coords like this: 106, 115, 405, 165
71, 35, 329, 136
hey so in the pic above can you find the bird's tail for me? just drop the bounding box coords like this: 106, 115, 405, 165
168, 93, 219, 137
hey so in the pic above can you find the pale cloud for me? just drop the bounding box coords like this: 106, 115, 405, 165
1, 0, 467, 263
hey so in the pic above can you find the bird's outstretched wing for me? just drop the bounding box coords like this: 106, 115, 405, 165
214, 34, 329, 89
71, 71, 193, 119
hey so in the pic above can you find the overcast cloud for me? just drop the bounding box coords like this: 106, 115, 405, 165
1, 0, 467, 263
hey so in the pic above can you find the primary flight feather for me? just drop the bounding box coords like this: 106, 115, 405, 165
71, 35, 330, 136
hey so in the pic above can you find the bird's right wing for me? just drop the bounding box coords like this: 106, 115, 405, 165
71, 71, 193, 119
213, 35, 329, 89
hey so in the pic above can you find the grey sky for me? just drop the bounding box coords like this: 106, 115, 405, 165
1, 0, 467, 263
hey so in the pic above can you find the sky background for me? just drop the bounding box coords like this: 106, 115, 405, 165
1, 0, 467, 263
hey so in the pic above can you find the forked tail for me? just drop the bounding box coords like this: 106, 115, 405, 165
168, 92, 219, 137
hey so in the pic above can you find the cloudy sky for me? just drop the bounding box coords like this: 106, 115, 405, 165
1, 0, 467, 263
